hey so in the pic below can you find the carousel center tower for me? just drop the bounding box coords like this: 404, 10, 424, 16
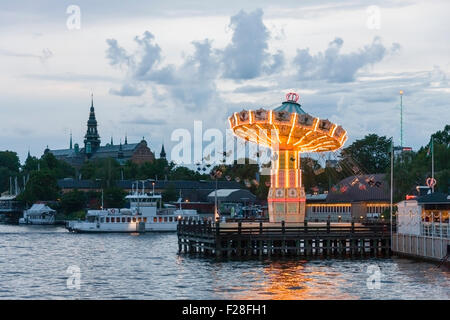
228, 92, 347, 223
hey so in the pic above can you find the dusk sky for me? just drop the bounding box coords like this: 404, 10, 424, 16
0, 0, 449, 164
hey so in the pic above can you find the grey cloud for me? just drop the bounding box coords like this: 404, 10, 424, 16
233, 85, 271, 93
109, 83, 145, 97
106, 34, 220, 109
105, 39, 131, 67
221, 9, 284, 80
293, 37, 400, 83
123, 116, 167, 126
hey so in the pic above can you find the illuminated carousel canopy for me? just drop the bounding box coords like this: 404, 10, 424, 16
228, 92, 347, 153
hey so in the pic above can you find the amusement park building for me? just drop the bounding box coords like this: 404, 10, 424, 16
306, 174, 390, 222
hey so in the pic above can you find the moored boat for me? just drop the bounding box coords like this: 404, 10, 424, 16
65, 190, 200, 233
19, 203, 56, 225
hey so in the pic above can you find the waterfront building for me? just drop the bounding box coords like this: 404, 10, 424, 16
305, 174, 390, 222
47, 96, 156, 168
393, 192, 449, 261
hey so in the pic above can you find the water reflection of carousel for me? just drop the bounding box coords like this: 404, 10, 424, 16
229, 93, 347, 222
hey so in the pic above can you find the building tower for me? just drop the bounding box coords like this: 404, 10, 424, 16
160, 144, 166, 159
84, 94, 101, 154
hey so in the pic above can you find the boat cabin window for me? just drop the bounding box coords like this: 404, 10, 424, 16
169, 217, 173, 222
164, 217, 168, 222
127, 217, 131, 222
106, 217, 110, 223
122, 217, 126, 223
159, 217, 163, 223
111, 217, 116, 223
143, 217, 147, 223
153, 217, 157, 223
100, 218, 104, 223
133, 217, 136, 222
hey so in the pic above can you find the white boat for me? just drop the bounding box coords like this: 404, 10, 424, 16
19, 203, 56, 225
65, 191, 200, 233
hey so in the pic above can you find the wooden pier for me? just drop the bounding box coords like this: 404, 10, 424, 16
177, 220, 392, 258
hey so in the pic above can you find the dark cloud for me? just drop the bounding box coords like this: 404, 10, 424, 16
221, 9, 284, 80
293, 37, 400, 83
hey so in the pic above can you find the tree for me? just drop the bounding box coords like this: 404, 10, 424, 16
341, 134, 392, 174
162, 183, 178, 202
17, 170, 60, 205
40, 152, 75, 178
103, 186, 126, 208
80, 158, 121, 187
0, 151, 20, 193
169, 166, 203, 180
60, 190, 86, 214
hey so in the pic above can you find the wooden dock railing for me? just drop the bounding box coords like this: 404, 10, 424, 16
177, 219, 393, 258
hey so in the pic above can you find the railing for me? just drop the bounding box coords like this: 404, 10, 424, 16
421, 222, 449, 239
178, 220, 392, 238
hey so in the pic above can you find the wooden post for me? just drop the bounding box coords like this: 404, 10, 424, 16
215, 221, 221, 257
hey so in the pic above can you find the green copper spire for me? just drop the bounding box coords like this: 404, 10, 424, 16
84, 94, 101, 153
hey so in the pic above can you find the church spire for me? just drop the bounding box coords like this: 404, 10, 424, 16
70, 131, 73, 149
160, 143, 166, 159
125, 133, 128, 145
84, 94, 101, 154
110, 136, 113, 146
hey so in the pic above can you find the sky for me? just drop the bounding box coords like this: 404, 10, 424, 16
0, 0, 449, 164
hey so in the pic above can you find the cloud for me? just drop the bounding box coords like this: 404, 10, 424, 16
105, 39, 130, 67
109, 83, 145, 97
221, 9, 284, 80
233, 85, 271, 93
106, 33, 220, 109
0, 48, 53, 64
293, 37, 400, 83
123, 116, 167, 126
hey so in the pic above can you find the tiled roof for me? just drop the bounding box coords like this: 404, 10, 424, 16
417, 192, 450, 204
58, 179, 242, 190
326, 173, 389, 203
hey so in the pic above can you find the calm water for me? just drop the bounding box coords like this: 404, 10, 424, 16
0, 224, 448, 300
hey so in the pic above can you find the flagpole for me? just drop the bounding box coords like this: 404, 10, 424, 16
431, 136, 434, 193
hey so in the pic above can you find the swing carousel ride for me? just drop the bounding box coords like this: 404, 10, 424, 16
228, 92, 348, 223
